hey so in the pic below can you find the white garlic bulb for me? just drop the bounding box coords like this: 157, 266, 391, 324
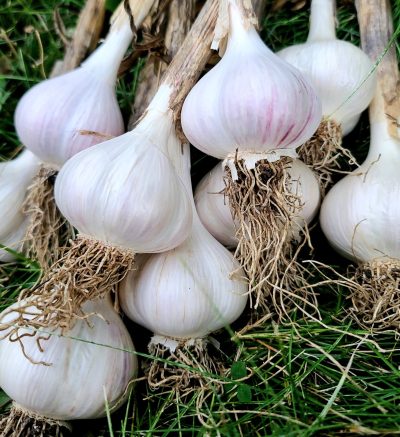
0, 295, 137, 420
14, 1, 155, 168
0, 219, 29, 263
0, 150, 40, 261
119, 144, 247, 339
195, 158, 321, 247
194, 163, 237, 248
320, 92, 400, 263
278, 0, 376, 135
55, 85, 192, 252
181, 0, 321, 161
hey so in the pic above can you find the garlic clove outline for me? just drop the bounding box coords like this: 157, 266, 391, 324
119, 143, 248, 340
14, 0, 156, 168
119, 215, 248, 339
320, 113, 400, 264
277, 0, 376, 136
181, 0, 321, 160
15, 67, 125, 169
0, 295, 137, 421
195, 158, 321, 248
0, 150, 41, 261
55, 85, 193, 253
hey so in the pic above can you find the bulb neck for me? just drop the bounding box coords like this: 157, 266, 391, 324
82, 15, 133, 83
14, 149, 41, 169
307, 0, 337, 42
226, 1, 264, 53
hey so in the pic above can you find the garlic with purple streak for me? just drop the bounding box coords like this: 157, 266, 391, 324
181, 0, 321, 313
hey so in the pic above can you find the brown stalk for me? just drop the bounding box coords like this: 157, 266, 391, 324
356, 0, 400, 139
161, 0, 267, 137
344, 0, 400, 331
51, 0, 106, 77
129, 0, 195, 127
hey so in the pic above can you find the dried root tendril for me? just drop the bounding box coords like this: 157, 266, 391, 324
0, 235, 135, 342
22, 165, 74, 271
146, 337, 225, 398
224, 157, 317, 319
298, 118, 356, 194
0, 403, 71, 437
349, 259, 400, 332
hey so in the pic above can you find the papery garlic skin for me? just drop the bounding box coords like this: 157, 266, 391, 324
15, 67, 124, 169
195, 159, 321, 247
0, 296, 137, 420
14, 25, 134, 169
181, 1, 321, 160
55, 86, 192, 252
278, 0, 376, 135
119, 145, 248, 339
320, 99, 400, 263
0, 150, 40, 261
120, 215, 247, 338
0, 218, 29, 262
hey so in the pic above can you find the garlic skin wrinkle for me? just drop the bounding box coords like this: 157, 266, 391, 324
181, 1, 321, 162
195, 158, 321, 248
0, 150, 40, 261
120, 213, 248, 339
55, 85, 192, 252
0, 296, 137, 421
320, 97, 400, 263
278, 0, 376, 135
14, 1, 155, 168
119, 144, 247, 341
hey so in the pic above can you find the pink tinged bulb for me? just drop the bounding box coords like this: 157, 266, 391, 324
181, 4, 322, 159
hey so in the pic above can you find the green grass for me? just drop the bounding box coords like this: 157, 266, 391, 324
1, 0, 400, 436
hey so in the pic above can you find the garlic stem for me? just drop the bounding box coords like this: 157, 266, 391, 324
161, 0, 267, 114
356, 0, 400, 139
307, 0, 336, 42
52, 0, 106, 76
83, 0, 156, 82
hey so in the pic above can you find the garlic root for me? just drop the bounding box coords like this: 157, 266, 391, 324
224, 157, 317, 317
2, 235, 134, 338
349, 260, 400, 331
0, 403, 71, 437
146, 337, 224, 396
22, 165, 73, 271
298, 118, 356, 194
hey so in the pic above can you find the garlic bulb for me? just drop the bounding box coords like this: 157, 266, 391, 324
14, 0, 155, 168
55, 86, 192, 252
278, 0, 376, 136
13, 85, 192, 338
0, 296, 137, 424
195, 158, 321, 248
119, 142, 247, 388
0, 150, 40, 262
0, 219, 29, 263
120, 142, 247, 336
181, 0, 321, 314
120, 215, 247, 338
181, 0, 321, 161
320, 95, 400, 263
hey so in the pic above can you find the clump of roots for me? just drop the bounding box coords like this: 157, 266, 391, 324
349, 259, 400, 331
0, 235, 135, 341
224, 156, 318, 319
146, 337, 225, 398
23, 165, 74, 271
298, 118, 356, 194
0, 403, 71, 437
